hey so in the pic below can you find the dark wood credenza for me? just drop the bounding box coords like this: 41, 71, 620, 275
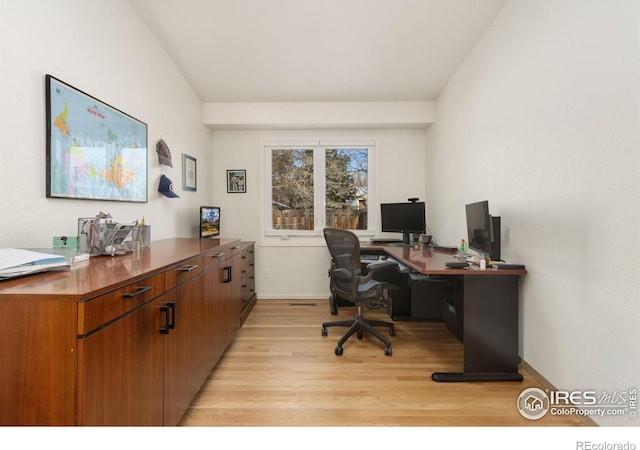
0, 238, 248, 426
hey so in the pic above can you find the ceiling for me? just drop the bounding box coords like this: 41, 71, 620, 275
130, 0, 507, 103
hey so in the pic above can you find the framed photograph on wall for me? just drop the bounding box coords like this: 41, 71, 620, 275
45, 74, 148, 202
227, 169, 246, 193
182, 154, 197, 191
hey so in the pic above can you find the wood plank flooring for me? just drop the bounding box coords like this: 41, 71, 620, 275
180, 299, 584, 427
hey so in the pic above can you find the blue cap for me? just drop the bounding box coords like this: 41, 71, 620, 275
158, 174, 179, 198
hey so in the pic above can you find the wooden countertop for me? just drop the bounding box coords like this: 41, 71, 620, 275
0, 238, 240, 300
363, 243, 527, 276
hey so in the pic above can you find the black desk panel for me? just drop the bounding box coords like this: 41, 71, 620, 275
432, 275, 523, 382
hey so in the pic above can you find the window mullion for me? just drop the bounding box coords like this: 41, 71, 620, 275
314, 146, 326, 232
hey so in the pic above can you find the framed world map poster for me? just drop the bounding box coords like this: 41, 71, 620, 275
45, 75, 148, 202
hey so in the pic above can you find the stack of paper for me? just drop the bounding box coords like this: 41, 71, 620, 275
0, 248, 71, 280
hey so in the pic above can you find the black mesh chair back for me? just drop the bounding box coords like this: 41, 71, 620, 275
323, 227, 362, 302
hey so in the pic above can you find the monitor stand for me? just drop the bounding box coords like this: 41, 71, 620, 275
390, 231, 416, 247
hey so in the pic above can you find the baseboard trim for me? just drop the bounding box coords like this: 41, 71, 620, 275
520, 360, 598, 427
257, 294, 328, 300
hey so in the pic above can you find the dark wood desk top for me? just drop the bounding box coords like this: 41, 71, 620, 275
363, 243, 527, 276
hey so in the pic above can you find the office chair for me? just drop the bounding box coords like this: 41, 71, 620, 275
321, 227, 398, 356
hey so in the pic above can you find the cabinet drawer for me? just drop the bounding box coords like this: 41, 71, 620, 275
241, 247, 254, 264
241, 285, 255, 302
203, 243, 241, 270
78, 272, 165, 335
203, 250, 227, 270
226, 243, 242, 259
165, 256, 204, 290
241, 270, 255, 300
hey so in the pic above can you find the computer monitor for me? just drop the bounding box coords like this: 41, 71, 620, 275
465, 200, 501, 260
200, 206, 220, 238
380, 201, 426, 246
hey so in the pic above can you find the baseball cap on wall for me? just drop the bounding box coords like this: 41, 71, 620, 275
158, 174, 179, 198
156, 139, 173, 167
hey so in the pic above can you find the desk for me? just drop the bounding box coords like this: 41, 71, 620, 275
364, 244, 527, 382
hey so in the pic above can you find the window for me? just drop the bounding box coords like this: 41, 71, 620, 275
265, 141, 374, 238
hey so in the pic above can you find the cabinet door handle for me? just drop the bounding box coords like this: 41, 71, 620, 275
122, 286, 152, 298
232, 245, 241, 249
160, 305, 170, 334
223, 266, 232, 283
168, 302, 176, 329
178, 264, 199, 272
160, 302, 176, 333
211, 253, 224, 258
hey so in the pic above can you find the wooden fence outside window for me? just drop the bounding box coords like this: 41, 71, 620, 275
272, 208, 366, 230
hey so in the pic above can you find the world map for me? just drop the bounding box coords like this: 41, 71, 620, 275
48, 76, 147, 202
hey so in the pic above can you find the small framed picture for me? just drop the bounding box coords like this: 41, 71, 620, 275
182, 154, 197, 191
227, 169, 246, 193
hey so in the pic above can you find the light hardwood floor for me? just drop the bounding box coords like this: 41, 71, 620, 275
180, 299, 585, 427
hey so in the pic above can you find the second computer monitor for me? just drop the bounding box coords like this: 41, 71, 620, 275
380, 201, 426, 246
465, 200, 501, 260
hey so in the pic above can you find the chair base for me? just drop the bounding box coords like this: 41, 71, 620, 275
322, 308, 395, 356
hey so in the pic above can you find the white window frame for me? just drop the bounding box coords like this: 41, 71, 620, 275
262, 140, 376, 246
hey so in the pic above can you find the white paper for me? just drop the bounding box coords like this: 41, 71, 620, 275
0, 248, 66, 270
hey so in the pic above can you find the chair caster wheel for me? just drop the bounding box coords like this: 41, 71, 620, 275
384, 346, 392, 356
335, 346, 344, 356
389, 328, 396, 336
322, 328, 328, 336
357, 331, 363, 340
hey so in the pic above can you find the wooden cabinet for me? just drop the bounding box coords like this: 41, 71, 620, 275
224, 244, 242, 345
162, 255, 208, 426
201, 244, 242, 368
240, 241, 257, 325
77, 296, 165, 425
0, 238, 243, 426
0, 298, 77, 425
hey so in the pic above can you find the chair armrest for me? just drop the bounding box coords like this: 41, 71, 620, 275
365, 260, 398, 273
358, 260, 398, 284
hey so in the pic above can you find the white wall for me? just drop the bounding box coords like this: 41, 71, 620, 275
211, 128, 427, 298
0, 0, 212, 248
426, 0, 639, 426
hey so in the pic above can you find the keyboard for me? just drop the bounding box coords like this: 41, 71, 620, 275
385, 257, 410, 273
370, 238, 402, 243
